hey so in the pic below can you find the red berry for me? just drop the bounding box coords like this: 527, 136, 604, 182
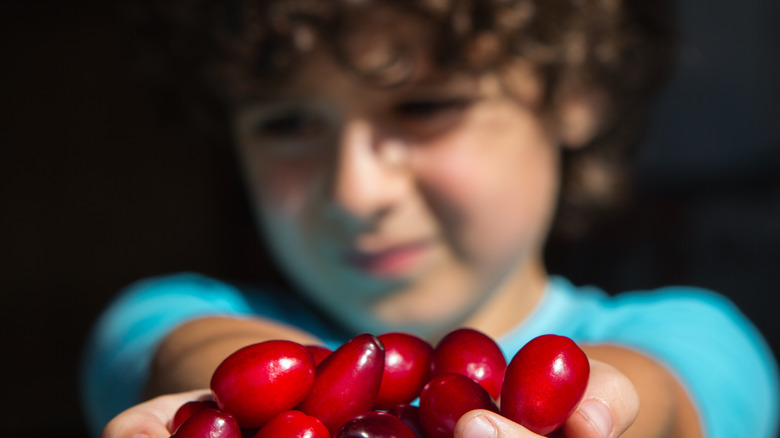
500, 334, 590, 435
431, 328, 507, 400
297, 333, 385, 434
210, 340, 316, 428
374, 332, 433, 410
387, 403, 425, 438
306, 345, 333, 366
252, 410, 329, 438
171, 400, 219, 433
170, 408, 241, 438
335, 411, 416, 438
418, 373, 499, 438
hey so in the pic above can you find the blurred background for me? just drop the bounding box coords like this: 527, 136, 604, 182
1, 1, 778, 436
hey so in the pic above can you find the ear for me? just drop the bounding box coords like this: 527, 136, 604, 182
556, 88, 609, 149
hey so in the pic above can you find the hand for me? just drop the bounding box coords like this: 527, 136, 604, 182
101, 389, 212, 438
455, 359, 639, 438
102, 360, 638, 438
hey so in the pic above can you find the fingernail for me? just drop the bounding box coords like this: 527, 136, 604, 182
579, 399, 613, 438
460, 414, 497, 438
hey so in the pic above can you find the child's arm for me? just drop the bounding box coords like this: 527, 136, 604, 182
99, 323, 699, 438
143, 315, 322, 398
80, 274, 332, 436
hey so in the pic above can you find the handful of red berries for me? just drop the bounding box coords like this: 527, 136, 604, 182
169, 329, 589, 438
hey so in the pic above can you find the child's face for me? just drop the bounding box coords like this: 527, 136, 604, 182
232, 50, 564, 337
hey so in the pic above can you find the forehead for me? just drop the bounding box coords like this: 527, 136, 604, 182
228, 49, 461, 112
232, 50, 542, 115
286, 49, 469, 92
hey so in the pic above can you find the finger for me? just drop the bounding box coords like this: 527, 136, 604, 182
101, 389, 212, 438
559, 360, 639, 438
456, 409, 543, 438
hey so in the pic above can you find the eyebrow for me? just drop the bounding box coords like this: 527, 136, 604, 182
396, 68, 484, 91
232, 95, 310, 111
231, 69, 483, 110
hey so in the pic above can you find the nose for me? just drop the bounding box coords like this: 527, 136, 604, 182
327, 118, 408, 230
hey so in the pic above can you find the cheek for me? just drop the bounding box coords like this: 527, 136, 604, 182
237, 151, 324, 264
246, 159, 324, 282
249, 158, 320, 217
415, 134, 560, 268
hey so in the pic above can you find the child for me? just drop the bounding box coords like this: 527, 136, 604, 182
84, 1, 779, 437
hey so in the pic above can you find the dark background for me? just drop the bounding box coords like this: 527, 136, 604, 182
1, 1, 778, 437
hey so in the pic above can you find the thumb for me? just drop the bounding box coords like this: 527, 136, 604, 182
559, 359, 639, 438
456, 409, 542, 438
101, 389, 212, 438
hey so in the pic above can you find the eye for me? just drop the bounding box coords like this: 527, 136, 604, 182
394, 98, 473, 119
252, 110, 326, 139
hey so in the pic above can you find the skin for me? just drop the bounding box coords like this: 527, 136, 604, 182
233, 55, 555, 341
104, 22, 703, 438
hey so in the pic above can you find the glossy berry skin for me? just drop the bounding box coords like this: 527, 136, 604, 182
210, 340, 316, 428
170, 408, 241, 438
374, 332, 434, 409
431, 328, 507, 400
252, 410, 329, 438
335, 411, 416, 438
387, 403, 425, 438
297, 333, 385, 434
418, 373, 499, 438
171, 400, 219, 433
500, 334, 590, 435
305, 345, 333, 366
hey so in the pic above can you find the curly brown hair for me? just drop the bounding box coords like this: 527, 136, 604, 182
127, 0, 675, 238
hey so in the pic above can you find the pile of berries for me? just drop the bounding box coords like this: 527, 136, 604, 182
169, 328, 589, 438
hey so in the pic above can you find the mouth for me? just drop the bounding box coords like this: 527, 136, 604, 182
344, 239, 433, 278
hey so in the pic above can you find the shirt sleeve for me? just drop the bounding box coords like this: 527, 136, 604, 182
79, 273, 258, 437
586, 287, 779, 438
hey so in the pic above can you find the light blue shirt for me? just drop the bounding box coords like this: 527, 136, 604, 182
80, 273, 779, 438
